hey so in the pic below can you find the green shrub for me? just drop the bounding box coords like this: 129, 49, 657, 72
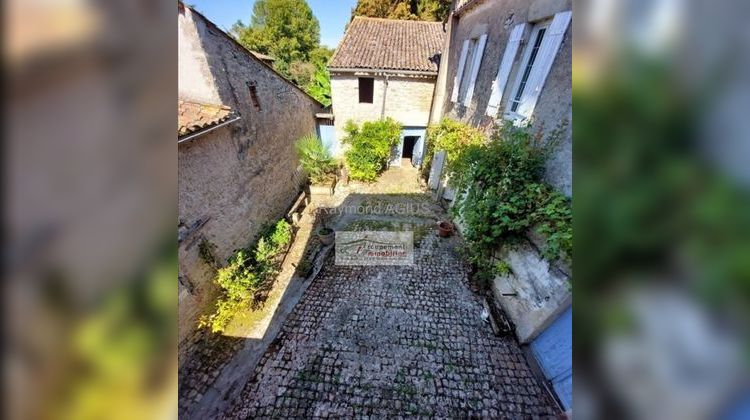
446, 121, 571, 268
421, 118, 486, 179
295, 134, 337, 184
342, 118, 402, 181
305, 67, 332, 107
199, 219, 293, 333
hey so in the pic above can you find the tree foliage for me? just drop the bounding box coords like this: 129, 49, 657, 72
352, 0, 451, 21
231, 0, 333, 105
231, 0, 320, 79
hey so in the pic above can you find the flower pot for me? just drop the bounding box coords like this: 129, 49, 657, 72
437, 221, 454, 237
317, 227, 335, 245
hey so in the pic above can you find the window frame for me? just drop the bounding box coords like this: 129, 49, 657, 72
504, 20, 551, 122
358, 77, 374, 104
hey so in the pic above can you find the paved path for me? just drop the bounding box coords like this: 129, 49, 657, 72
222, 229, 558, 418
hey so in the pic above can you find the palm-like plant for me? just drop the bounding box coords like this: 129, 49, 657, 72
295, 134, 337, 184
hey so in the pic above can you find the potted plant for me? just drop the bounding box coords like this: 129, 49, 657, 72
316, 209, 335, 245
437, 221, 454, 237
295, 134, 338, 196
317, 226, 335, 245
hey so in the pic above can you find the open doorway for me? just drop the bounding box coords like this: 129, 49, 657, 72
401, 136, 419, 166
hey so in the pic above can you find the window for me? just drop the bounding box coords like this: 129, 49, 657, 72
247, 81, 261, 110
503, 11, 571, 121
358, 77, 374, 103
457, 38, 477, 102
509, 24, 547, 113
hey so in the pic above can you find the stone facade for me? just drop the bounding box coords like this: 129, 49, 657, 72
178, 6, 322, 347
329, 72, 436, 154
430, 0, 572, 342
434, 0, 572, 196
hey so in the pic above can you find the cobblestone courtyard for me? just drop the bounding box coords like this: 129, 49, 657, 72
222, 229, 558, 418
181, 167, 560, 418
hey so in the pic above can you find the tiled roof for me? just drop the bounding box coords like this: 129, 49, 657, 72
329, 17, 444, 73
178, 100, 237, 138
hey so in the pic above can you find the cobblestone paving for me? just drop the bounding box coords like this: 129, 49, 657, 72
179, 331, 245, 416
223, 234, 559, 418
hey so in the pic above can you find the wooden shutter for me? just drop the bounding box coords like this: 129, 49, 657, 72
451, 40, 470, 103
486, 24, 526, 117
428, 150, 446, 189
462, 34, 487, 107
515, 11, 571, 119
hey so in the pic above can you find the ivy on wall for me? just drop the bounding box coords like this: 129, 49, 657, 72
444, 120, 571, 285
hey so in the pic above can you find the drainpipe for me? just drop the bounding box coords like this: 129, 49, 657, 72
380, 72, 389, 120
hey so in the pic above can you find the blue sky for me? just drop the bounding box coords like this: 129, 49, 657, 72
190, 0, 358, 48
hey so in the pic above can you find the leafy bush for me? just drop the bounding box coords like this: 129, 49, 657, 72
446, 121, 571, 268
295, 134, 337, 184
421, 118, 486, 179
342, 118, 402, 181
199, 219, 293, 333
305, 67, 332, 107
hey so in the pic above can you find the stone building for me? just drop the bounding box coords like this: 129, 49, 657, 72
328, 17, 445, 166
178, 3, 323, 346
432, 0, 572, 196
428, 0, 573, 411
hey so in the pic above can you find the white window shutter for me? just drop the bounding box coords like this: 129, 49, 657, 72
462, 34, 487, 107
451, 40, 470, 103
486, 23, 526, 117
515, 11, 571, 119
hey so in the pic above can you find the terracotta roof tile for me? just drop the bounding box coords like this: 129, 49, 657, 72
329, 17, 444, 73
178, 100, 237, 138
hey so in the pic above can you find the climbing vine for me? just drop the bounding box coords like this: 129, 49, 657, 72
445, 121, 571, 284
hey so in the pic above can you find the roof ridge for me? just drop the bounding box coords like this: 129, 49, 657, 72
352, 16, 443, 24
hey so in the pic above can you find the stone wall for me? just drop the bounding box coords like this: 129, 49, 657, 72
330, 72, 436, 154
490, 237, 571, 343
178, 7, 321, 347
436, 0, 572, 196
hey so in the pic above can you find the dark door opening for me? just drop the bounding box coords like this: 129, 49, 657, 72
402, 136, 418, 160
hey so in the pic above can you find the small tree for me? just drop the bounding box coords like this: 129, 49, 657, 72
342, 118, 402, 182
